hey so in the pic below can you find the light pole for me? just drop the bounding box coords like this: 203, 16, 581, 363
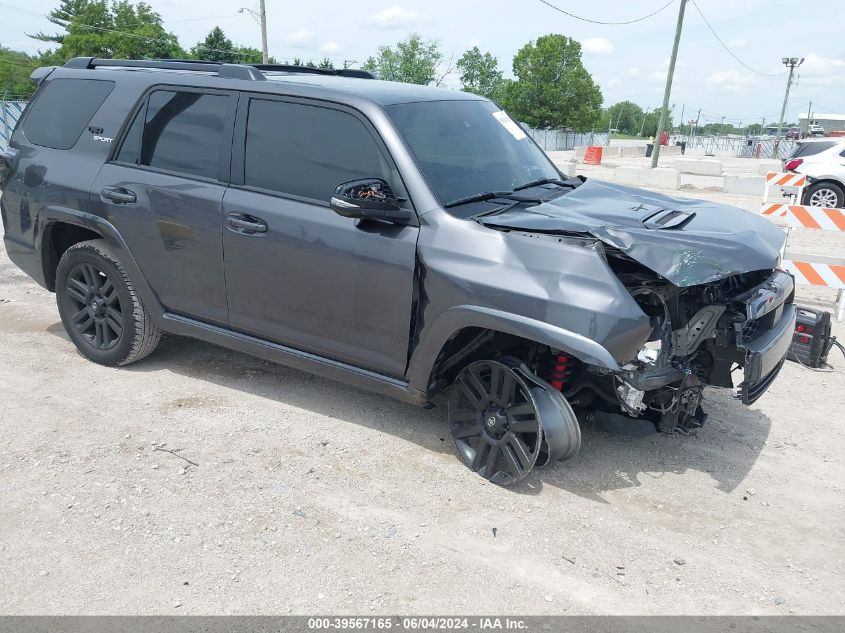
775, 57, 803, 148
239, 2, 269, 64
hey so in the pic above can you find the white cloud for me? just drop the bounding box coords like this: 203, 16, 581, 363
729, 38, 748, 48
281, 29, 315, 46
606, 78, 622, 88
649, 70, 666, 82
628, 67, 641, 77
800, 53, 845, 87
369, 6, 431, 29
321, 41, 340, 54
705, 70, 755, 93
581, 37, 614, 55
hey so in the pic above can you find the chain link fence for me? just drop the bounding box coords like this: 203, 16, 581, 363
522, 126, 609, 151
684, 135, 796, 160
1, 100, 28, 151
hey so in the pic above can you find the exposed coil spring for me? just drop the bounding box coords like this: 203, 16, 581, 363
547, 353, 572, 391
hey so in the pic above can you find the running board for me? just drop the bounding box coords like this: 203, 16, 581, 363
159, 313, 427, 406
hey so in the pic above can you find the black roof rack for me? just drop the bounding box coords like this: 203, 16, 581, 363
62, 57, 375, 81
63, 57, 266, 81
250, 64, 374, 79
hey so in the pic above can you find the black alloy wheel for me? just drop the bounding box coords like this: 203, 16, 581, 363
448, 360, 543, 485
55, 240, 160, 366
64, 261, 124, 350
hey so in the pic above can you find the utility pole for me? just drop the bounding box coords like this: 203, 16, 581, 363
239, 3, 269, 63
805, 100, 812, 137
775, 57, 804, 147
677, 104, 685, 140
639, 108, 650, 137
720, 116, 725, 137
651, 0, 687, 168
259, 0, 268, 64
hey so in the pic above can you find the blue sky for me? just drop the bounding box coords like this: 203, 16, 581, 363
2, 0, 843, 126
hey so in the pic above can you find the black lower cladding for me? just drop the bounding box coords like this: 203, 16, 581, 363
738, 303, 795, 404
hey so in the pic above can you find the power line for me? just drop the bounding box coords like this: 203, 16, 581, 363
689, 0, 785, 77
535, 0, 677, 25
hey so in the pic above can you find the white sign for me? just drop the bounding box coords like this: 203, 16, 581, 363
491, 110, 527, 140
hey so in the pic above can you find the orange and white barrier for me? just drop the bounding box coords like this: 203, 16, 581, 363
764, 172, 806, 188
759, 171, 845, 320
783, 260, 845, 289
761, 203, 845, 231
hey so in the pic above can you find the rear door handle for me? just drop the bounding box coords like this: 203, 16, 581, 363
100, 186, 136, 204
226, 212, 268, 234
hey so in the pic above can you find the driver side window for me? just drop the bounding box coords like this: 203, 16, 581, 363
243, 99, 392, 203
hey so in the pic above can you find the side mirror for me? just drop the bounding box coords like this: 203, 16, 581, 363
330, 178, 412, 223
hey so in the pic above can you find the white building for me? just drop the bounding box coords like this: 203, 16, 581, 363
798, 112, 845, 134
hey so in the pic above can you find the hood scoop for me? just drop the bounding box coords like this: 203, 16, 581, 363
641, 208, 695, 230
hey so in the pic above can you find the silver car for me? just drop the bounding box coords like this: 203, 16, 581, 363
785, 138, 845, 207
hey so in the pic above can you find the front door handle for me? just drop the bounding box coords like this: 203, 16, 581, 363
100, 186, 136, 204
226, 212, 268, 234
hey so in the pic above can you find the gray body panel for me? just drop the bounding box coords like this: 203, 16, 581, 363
0, 62, 786, 405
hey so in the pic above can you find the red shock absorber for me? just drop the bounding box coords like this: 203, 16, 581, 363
548, 353, 570, 391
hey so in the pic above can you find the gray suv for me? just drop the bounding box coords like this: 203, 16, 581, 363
1, 58, 796, 485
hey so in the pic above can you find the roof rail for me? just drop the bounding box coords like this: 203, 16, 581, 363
249, 64, 375, 79
63, 57, 266, 81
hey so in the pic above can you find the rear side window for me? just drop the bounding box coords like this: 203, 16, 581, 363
789, 141, 836, 158
244, 99, 390, 201
124, 90, 230, 180
22, 78, 114, 150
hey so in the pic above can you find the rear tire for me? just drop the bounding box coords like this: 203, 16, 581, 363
55, 239, 160, 366
802, 181, 844, 208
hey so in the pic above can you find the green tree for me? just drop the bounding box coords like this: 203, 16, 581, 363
502, 34, 602, 130
457, 46, 503, 100
28, 0, 92, 45
362, 34, 444, 85
30, 1, 183, 63
191, 26, 236, 62
0, 45, 38, 97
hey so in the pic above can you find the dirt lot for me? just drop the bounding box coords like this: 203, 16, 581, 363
1, 190, 844, 615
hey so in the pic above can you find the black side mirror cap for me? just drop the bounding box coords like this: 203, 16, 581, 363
330, 178, 412, 223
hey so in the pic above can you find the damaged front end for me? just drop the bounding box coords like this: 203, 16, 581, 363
577, 247, 796, 434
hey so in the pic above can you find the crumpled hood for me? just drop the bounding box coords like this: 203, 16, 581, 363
480, 178, 785, 287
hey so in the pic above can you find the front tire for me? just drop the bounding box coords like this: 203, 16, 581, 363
55, 240, 160, 366
803, 181, 845, 208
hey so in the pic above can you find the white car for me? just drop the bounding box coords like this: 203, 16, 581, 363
808, 124, 825, 136
784, 138, 845, 207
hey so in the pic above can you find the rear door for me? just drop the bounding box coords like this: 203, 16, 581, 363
221, 95, 419, 377
92, 87, 236, 325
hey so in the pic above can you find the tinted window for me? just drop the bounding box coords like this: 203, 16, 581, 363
139, 91, 229, 180
385, 100, 559, 207
115, 108, 144, 164
22, 78, 114, 150
244, 99, 390, 200
789, 141, 836, 158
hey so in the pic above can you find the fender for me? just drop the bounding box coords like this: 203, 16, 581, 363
407, 304, 622, 392
37, 207, 165, 318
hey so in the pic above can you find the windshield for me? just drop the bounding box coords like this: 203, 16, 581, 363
385, 100, 560, 208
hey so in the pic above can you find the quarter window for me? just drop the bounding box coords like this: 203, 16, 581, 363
244, 99, 390, 201
135, 90, 230, 180
22, 78, 114, 150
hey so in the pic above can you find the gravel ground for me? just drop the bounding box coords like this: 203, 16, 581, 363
1, 193, 844, 615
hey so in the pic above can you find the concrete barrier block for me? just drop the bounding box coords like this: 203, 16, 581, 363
574, 146, 587, 160
659, 145, 683, 156
619, 146, 646, 158
724, 174, 764, 196
756, 160, 782, 175
557, 160, 577, 177
614, 166, 680, 190
674, 158, 722, 176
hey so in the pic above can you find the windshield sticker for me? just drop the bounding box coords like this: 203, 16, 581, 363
491, 111, 527, 141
